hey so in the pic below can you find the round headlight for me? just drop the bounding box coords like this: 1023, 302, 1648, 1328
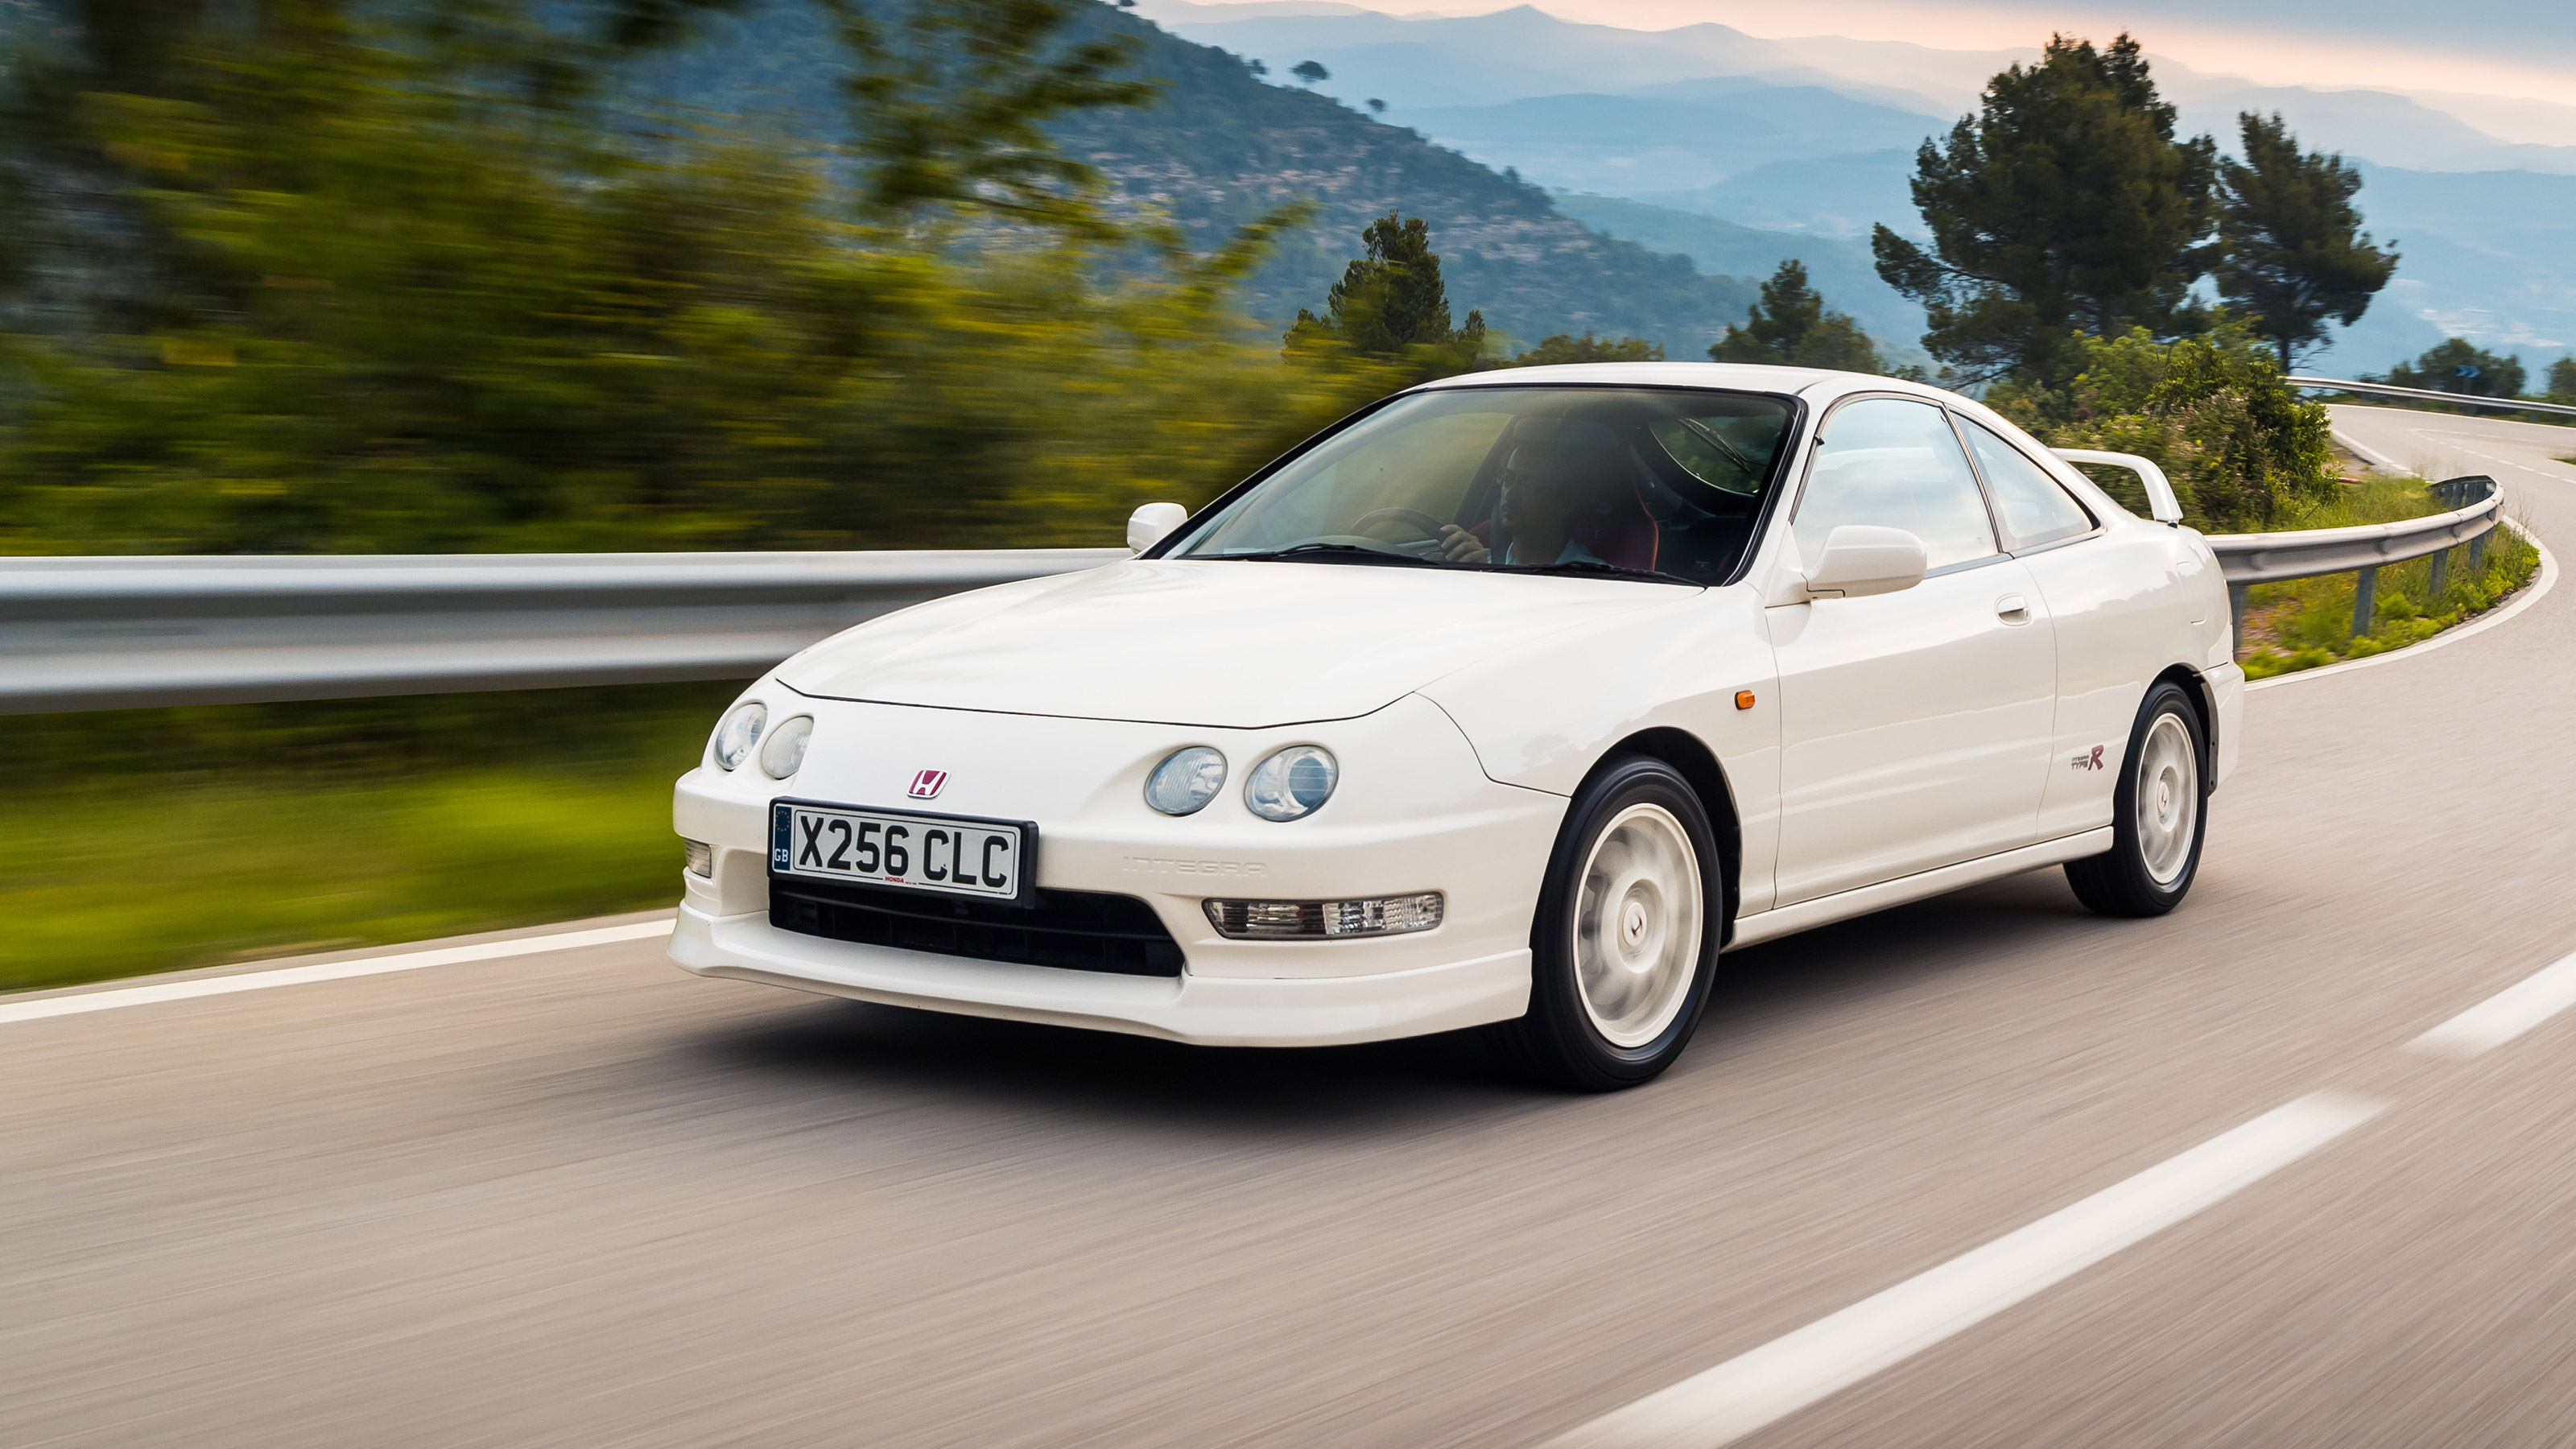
1146, 746, 1227, 815
712, 701, 766, 771
761, 715, 814, 778
1245, 745, 1336, 821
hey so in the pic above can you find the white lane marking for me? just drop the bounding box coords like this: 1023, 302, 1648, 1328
2407, 952, 2576, 1059
0, 919, 674, 1027
2245, 518, 2557, 691
1543, 1092, 2385, 1449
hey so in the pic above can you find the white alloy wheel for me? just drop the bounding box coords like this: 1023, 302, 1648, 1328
2135, 711, 2200, 886
1571, 803, 1705, 1048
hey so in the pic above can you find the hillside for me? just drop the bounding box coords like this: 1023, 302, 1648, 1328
1546, 193, 1927, 366
653, 0, 1762, 353
1050, 10, 1761, 349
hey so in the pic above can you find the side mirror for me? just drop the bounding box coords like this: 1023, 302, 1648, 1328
1805, 525, 1927, 598
1126, 502, 1188, 555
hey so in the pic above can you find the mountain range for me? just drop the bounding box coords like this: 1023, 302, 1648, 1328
1145, 0, 2576, 374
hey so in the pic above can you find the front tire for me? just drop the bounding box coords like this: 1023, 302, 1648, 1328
2064, 679, 2207, 917
1492, 756, 1720, 1091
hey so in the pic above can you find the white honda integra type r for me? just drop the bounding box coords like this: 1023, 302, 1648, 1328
671, 363, 2240, 1089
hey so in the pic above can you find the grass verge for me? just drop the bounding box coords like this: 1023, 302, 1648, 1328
2235, 477, 2540, 680
0, 682, 738, 993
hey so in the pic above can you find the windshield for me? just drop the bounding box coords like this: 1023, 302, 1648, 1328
1167, 386, 1795, 585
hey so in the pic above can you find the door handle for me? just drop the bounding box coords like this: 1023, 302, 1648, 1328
1995, 593, 2031, 623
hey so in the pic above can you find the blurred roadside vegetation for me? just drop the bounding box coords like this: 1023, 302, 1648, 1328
0, 0, 1505, 990
0, 683, 738, 992
0, 0, 1435, 557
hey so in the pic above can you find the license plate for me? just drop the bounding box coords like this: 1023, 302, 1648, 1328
770, 799, 1035, 904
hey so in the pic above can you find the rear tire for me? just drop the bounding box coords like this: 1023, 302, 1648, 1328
1491, 756, 1721, 1091
2064, 680, 2207, 918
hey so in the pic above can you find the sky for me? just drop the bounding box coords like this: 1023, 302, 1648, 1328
1332, 0, 2576, 120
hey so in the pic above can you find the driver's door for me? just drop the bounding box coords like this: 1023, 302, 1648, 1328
1764, 397, 2058, 906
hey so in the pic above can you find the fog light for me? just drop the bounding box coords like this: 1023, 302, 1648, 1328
683, 839, 713, 877
1203, 891, 1442, 939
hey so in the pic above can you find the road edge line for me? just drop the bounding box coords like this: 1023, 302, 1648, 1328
0, 919, 675, 1027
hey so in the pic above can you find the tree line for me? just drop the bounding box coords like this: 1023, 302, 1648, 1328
0, 0, 1435, 555
0, 2, 2553, 557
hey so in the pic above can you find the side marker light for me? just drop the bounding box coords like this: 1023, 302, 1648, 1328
1736, 690, 1757, 710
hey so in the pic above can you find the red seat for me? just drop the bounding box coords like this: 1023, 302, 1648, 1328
1570, 481, 1660, 572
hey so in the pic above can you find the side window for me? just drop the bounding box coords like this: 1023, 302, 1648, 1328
1959, 417, 2095, 548
1794, 398, 1998, 571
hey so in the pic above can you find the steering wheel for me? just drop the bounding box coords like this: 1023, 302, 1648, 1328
1348, 507, 1451, 555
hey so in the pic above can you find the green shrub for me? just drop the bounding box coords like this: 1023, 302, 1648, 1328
1993, 320, 2337, 532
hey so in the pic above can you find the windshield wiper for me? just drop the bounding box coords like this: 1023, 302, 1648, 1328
1214, 543, 1442, 568
1509, 559, 1703, 587
1676, 415, 1764, 479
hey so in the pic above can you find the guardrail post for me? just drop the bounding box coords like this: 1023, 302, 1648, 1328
2351, 567, 2378, 638
2227, 582, 2248, 654
2471, 533, 2488, 573
2429, 546, 2450, 603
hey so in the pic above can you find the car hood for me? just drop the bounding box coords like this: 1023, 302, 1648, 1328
777, 558, 1686, 728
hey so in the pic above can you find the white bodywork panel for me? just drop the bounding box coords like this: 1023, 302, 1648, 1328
672, 363, 2240, 1046
1764, 558, 2058, 906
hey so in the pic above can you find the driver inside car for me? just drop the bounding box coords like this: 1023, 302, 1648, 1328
1437, 440, 1611, 568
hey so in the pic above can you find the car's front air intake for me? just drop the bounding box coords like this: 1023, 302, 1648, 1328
770, 878, 1185, 977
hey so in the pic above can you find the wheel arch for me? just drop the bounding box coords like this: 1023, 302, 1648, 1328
2152, 663, 2218, 788
1583, 727, 1744, 944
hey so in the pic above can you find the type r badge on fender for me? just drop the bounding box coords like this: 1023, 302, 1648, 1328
907, 769, 947, 799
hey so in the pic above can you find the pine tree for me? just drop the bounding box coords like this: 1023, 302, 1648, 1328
2382, 339, 2525, 399
2214, 113, 2398, 369
1872, 34, 2216, 386
1707, 260, 1884, 372
1285, 213, 1486, 369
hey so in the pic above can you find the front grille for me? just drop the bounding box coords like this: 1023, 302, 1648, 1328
770, 877, 1186, 977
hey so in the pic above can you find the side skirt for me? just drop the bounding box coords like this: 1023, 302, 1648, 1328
1727, 828, 2116, 951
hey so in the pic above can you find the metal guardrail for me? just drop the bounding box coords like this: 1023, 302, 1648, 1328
2210, 475, 2502, 641
2290, 376, 2576, 420
0, 476, 2508, 714
0, 548, 1123, 714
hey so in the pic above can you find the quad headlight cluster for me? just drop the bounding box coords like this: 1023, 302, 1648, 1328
712, 700, 814, 779
1145, 744, 1339, 821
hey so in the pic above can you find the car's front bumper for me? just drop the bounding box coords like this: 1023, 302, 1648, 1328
669, 686, 1563, 1046
671, 903, 1531, 1046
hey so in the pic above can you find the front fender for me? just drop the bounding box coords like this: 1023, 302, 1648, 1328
1416, 583, 1782, 913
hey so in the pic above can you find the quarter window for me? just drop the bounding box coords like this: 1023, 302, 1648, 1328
1795, 398, 1997, 571
1959, 417, 2095, 548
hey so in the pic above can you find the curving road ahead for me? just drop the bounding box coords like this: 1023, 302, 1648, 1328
10, 405, 2576, 1448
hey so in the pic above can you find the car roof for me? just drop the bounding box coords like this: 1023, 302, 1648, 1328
1408, 361, 1954, 403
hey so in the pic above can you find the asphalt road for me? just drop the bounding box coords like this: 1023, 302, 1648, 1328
10, 405, 2576, 1449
